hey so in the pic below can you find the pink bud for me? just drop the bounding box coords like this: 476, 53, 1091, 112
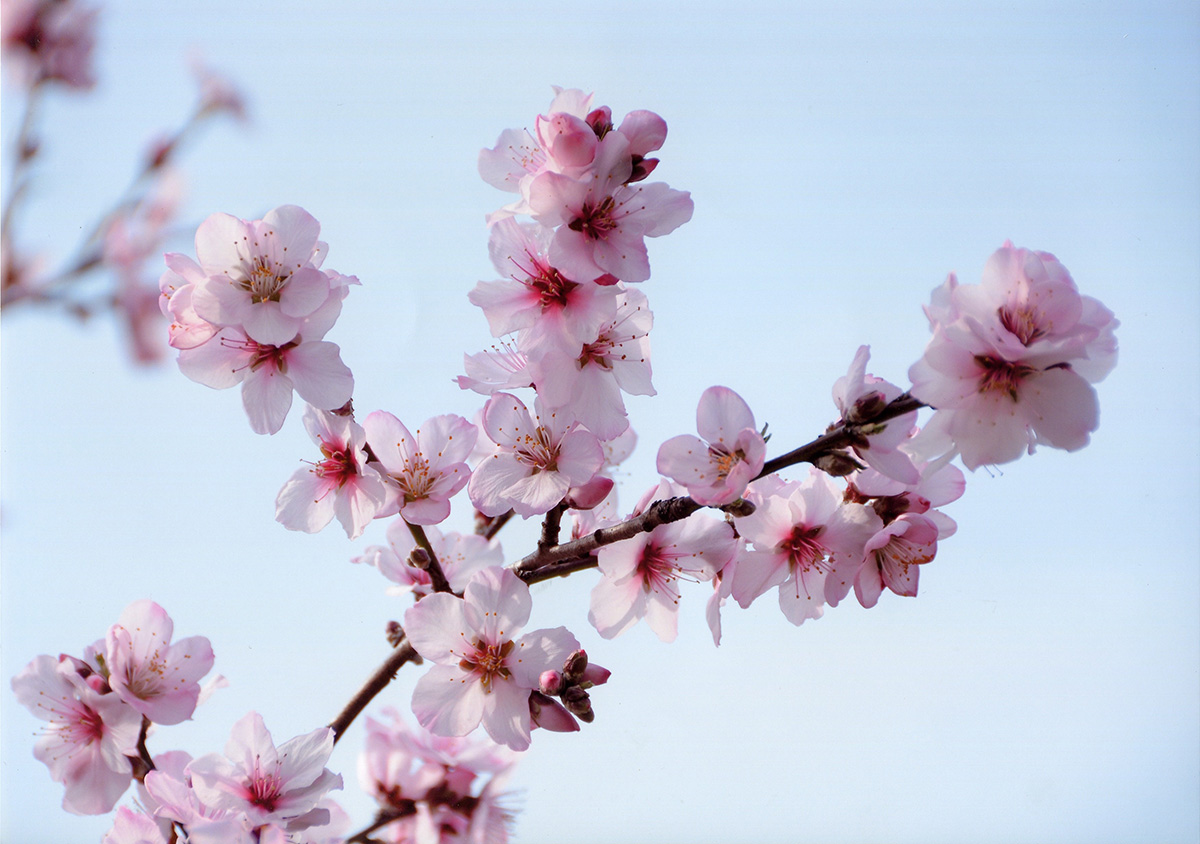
539, 670, 563, 695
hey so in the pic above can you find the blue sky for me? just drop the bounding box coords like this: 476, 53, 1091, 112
3, 2, 1198, 842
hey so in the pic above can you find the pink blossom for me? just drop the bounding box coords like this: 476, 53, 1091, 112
187, 711, 342, 828
468, 393, 603, 518
102, 806, 169, 844
853, 513, 941, 608
189, 206, 334, 346
105, 599, 215, 725
364, 411, 478, 525
160, 252, 219, 350
276, 405, 388, 539
657, 386, 766, 506
10, 654, 141, 814
358, 706, 514, 842
176, 326, 353, 435
527, 133, 693, 283
908, 243, 1119, 469
589, 485, 738, 642
353, 520, 503, 598
404, 567, 581, 751
732, 470, 881, 625
457, 339, 533, 396
1, 0, 97, 89
531, 286, 655, 440
832, 345, 920, 484
470, 217, 620, 360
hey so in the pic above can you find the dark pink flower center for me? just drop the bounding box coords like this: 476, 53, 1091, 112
998, 304, 1046, 346
974, 355, 1035, 401
459, 639, 515, 692
782, 525, 829, 575
315, 439, 357, 487
567, 196, 618, 241
244, 762, 284, 812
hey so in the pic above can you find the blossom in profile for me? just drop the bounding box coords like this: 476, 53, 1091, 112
404, 567, 581, 751
832, 345, 920, 484
353, 520, 502, 598
657, 386, 765, 506
908, 243, 1118, 469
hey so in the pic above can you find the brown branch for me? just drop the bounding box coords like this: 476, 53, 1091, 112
406, 522, 451, 594
512, 394, 928, 584
328, 635, 421, 743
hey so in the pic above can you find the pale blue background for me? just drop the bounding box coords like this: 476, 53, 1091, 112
3, 2, 1198, 842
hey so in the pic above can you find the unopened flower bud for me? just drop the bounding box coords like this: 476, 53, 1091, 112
539, 670, 563, 696
561, 650, 589, 684
814, 450, 865, 478
562, 686, 595, 722
848, 390, 888, 424
385, 620, 404, 647
407, 548, 431, 570
586, 106, 613, 138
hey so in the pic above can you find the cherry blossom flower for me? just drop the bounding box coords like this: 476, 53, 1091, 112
11, 654, 141, 815
852, 512, 941, 608
908, 242, 1119, 470
1, 0, 97, 90
732, 470, 881, 625
589, 482, 738, 642
276, 405, 388, 539
832, 345, 920, 484
104, 599, 214, 726
358, 707, 515, 843
657, 386, 766, 506
189, 205, 334, 346
353, 520, 503, 598
527, 133, 693, 283
457, 339, 533, 396
364, 411, 478, 525
404, 567, 581, 751
468, 393, 603, 518
530, 285, 656, 441
470, 217, 620, 360
176, 325, 353, 435
187, 711, 343, 828
102, 806, 169, 844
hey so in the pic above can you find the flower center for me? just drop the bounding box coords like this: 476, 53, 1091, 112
567, 196, 618, 241
708, 445, 746, 481
974, 355, 1036, 401
459, 639, 515, 692
781, 525, 828, 575
998, 304, 1046, 346
315, 440, 357, 487
241, 258, 290, 304
245, 761, 284, 812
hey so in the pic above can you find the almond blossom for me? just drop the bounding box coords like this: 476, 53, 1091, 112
657, 385, 766, 506
589, 481, 739, 642
10, 654, 141, 815
276, 405, 388, 539
189, 205, 335, 346
732, 470, 881, 625
832, 345, 920, 484
404, 567, 582, 751
104, 599, 215, 726
353, 520, 503, 598
364, 411, 478, 525
468, 392, 603, 518
531, 285, 655, 441
908, 242, 1118, 469
852, 512, 941, 608
186, 711, 343, 829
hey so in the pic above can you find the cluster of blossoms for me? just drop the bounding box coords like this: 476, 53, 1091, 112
14, 86, 1120, 842
1, 0, 247, 364
358, 708, 515, 843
